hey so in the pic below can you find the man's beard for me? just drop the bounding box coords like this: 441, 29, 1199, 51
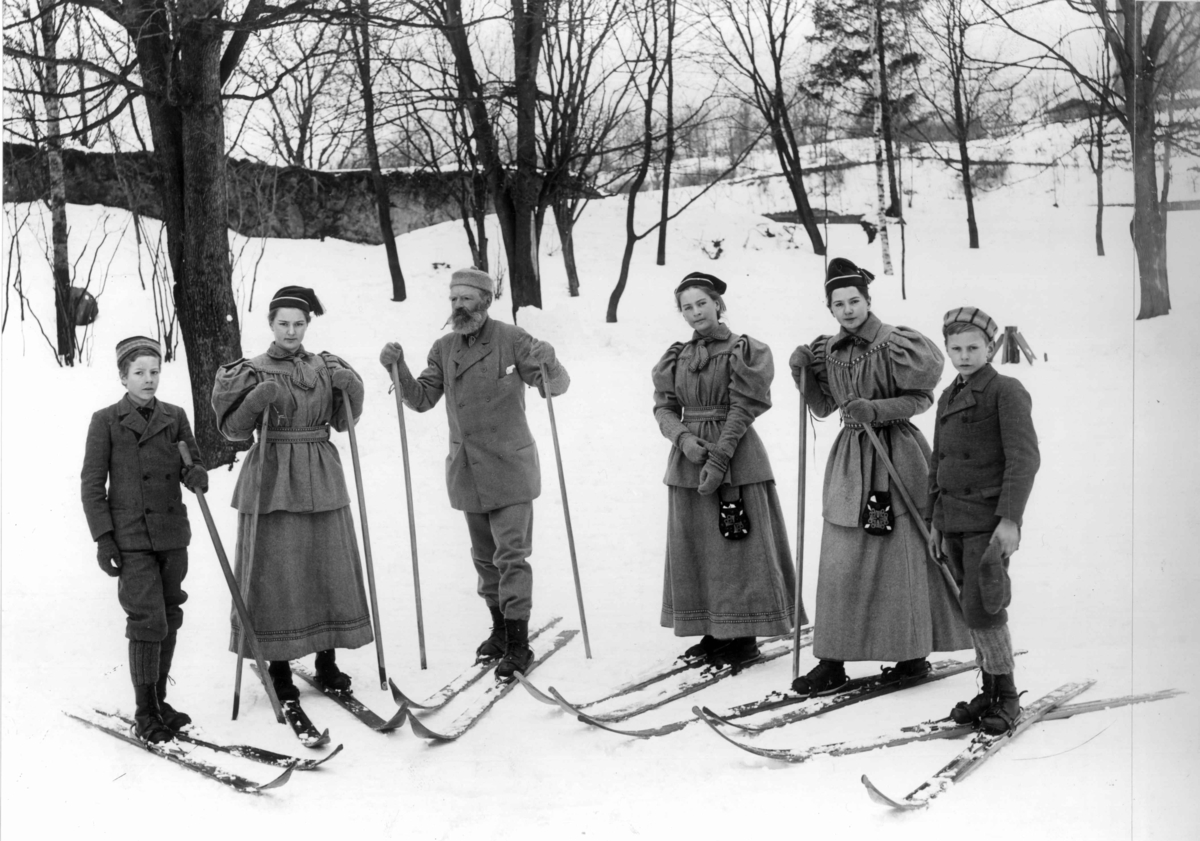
447, 306, 487, 335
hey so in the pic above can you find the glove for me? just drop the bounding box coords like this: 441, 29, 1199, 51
379, 342, 404, 369
183, 463, 209, 494
96, 533, 122, 577
331, 368, 360, 393
530, 339, 557, 367
697, 458, 726, 495
678, 433, 709, 465
842, 398, 877, 423
789, 345, 815, 388
241, 380, 280, 414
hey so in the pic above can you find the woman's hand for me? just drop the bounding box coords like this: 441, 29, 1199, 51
842, 398, 877, 423
697, 449, 729, 495
242, 380, 280, 413
678, 433, 709, 465
789, 345, 815, 387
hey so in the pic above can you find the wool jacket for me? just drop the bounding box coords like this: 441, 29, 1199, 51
396, 316, 570, 513
80, 395, 200, 551
927, 364, 1040, 532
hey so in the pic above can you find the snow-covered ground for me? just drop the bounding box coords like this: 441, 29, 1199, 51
3, 127, 1199, 840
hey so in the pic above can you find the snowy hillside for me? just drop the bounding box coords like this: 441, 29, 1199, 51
3, 133, 1198, 840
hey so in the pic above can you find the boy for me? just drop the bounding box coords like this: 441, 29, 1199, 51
81, 336, 208, 743
927, 308, 1040, 734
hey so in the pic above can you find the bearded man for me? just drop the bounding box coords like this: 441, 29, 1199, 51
379, 268, 569, 679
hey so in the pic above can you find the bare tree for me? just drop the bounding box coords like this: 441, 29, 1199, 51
699, 0, 826, 255
983, 0, 1200, 319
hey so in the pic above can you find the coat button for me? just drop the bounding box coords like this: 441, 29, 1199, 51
964, 487, 972, 494
143, 473, 150, 480
940, 418, 947, 425
145, 507, 152, 514
165, 472, 172, 479
168, 505, 174, 513
963, 453, 970, 459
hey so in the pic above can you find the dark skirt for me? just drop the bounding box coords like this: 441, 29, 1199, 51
661, 480, 802, 638
812, 516, 970, 662
228, 507, 373, 661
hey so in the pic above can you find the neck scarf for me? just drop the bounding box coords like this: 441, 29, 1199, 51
688, 323, 732, 372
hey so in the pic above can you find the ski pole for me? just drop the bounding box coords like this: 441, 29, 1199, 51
177, 441, 284, 724
859, 421, 962, 604
792, 368, 809, 681
389, 362, 428, 670
232, 409, 270, 720
342, 395, 388, 689
540, 362, 592, 659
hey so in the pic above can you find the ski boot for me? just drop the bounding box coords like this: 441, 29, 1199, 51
315, 649, 353, 693
711, 637, 760, 670
475, 604, 507, 663
133, 684, 175, 745
156, 631, 191, 731
880, 657, 931, 684
682, 635, 723, 663
791, 659, 848, 696
950, 671, 996, 725
979, 673, 1021, 735
268, 660, 302, 703
495, 618, 533, 681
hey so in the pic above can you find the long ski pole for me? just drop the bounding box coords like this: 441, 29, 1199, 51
389, 362, 427, 670
859, 421, 962, 603
342, 396, 388, 689
540, 362, 592, 659
792, 369, 809, 681
177, 442, 284, 724
233, 409, 271, 720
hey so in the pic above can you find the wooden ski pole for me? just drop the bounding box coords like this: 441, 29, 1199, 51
389, 362, 427, 670
342, 396, 388, 689
177, 442, 284, 724
859, 421, 963, 604
540, 362, 592, 658
233, 409, 270, 720
792, 368, 809, 681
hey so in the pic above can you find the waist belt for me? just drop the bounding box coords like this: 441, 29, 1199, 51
263, 425, 331, 443
841, 417, 906, 429
680, 405, 729, 422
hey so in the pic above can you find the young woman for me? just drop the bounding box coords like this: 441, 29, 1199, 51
789, 258, 970, 694
652, 272, 801, 668
212, 286, 372, 729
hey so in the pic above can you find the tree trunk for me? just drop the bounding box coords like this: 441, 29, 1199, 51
552, 196, 580, 297
772, 114, 825, 255
508, 0, 548, 311
950, 41, 979, 249
655, 0, 675, 266
352, 0, 407, 301
1130, 100, 1169, 318
132, 3, 246, 466
39, 0, 75, 364
871, 9, 892, 273
1094, 99, 1105, 257
874, 0, 900, 217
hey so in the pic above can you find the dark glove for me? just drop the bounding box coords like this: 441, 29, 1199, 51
530, 339, 557, 367
842, 398, 877, 423
697, 459, 725, 495
789, 345, 815, 387
331, 368, 360, 393
183, 463, 208, 494
242, 380, 280, 414
96, 533, 122, 577
379, 342, 404, 369
678, 433, 709, 465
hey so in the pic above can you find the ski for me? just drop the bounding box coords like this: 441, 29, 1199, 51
292, 663, 408, 733
66, 710, 295, 794
538, 628, 813, 725
407, 629, 578, 742
697, 688, 1182, 763
708, 655, 986, 734
389, 616, 562, 712
107, 711, 343, 770
862, 679, 1095, 810
548, 654, 977, 740
249, 664, 332, 747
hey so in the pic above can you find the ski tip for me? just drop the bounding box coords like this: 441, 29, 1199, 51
301, 743, 344, 769
406, 709, 452, 742
257, 761, 298, 791
515, 672, 558, 706
375, 703, 409, 733
861, 775, 923, 810
302, 729, 332, 749
388, 677, 406, 706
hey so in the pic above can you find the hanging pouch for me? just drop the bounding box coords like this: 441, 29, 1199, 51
719, 486, 751, 540
860, 427, 894, 537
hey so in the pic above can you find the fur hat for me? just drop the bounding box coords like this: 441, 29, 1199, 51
115, 335, 161, 367
269, 285, 325, 316
824, 257, 874, 296
674, 271, 727, 297
450, 267, 495, 295
943, 306, 999, 342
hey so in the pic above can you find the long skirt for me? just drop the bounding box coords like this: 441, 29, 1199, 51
812, 516, 970, 662
228, 506, 373, 661
661, 480, 802, 638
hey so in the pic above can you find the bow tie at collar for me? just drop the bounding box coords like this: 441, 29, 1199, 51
688, 324, 732, 372
267, 342, 318, 388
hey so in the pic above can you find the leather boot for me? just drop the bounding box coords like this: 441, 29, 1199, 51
494, 618, 533, 681
315, 649, 352, 692
156, 630, 191, 731
951, 670, 996, 725
475, 604, 507, 663
980, 673, 1021, 735
268, 660, 301, 702
133, 684, 175, 744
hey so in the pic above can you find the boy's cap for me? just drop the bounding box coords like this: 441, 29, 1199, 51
824, 257, 875, 295
674, 271, 727, 297
943, 306, 999, 342
115, 336, 161, 366
450, 268, 495, 295
270, 285, 324, 316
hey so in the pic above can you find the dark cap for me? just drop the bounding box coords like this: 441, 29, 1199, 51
674, 271, 727, 297
824, 257, 874, 295
269, 285, 325, 316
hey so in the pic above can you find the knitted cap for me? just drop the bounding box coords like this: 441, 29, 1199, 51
824, 257, 875, 295
269, 285, 324, 316
674, 271, 727, 296
943, 306, 999, 342
450, 267, 495, 295
115, 335, 161, 367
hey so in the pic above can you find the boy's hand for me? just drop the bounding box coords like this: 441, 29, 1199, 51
183, 463, 209, 494
379, 342, 404, 369
242, 380, 281, 413
990, 518, 1021, 556
96, 534, 122, 577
